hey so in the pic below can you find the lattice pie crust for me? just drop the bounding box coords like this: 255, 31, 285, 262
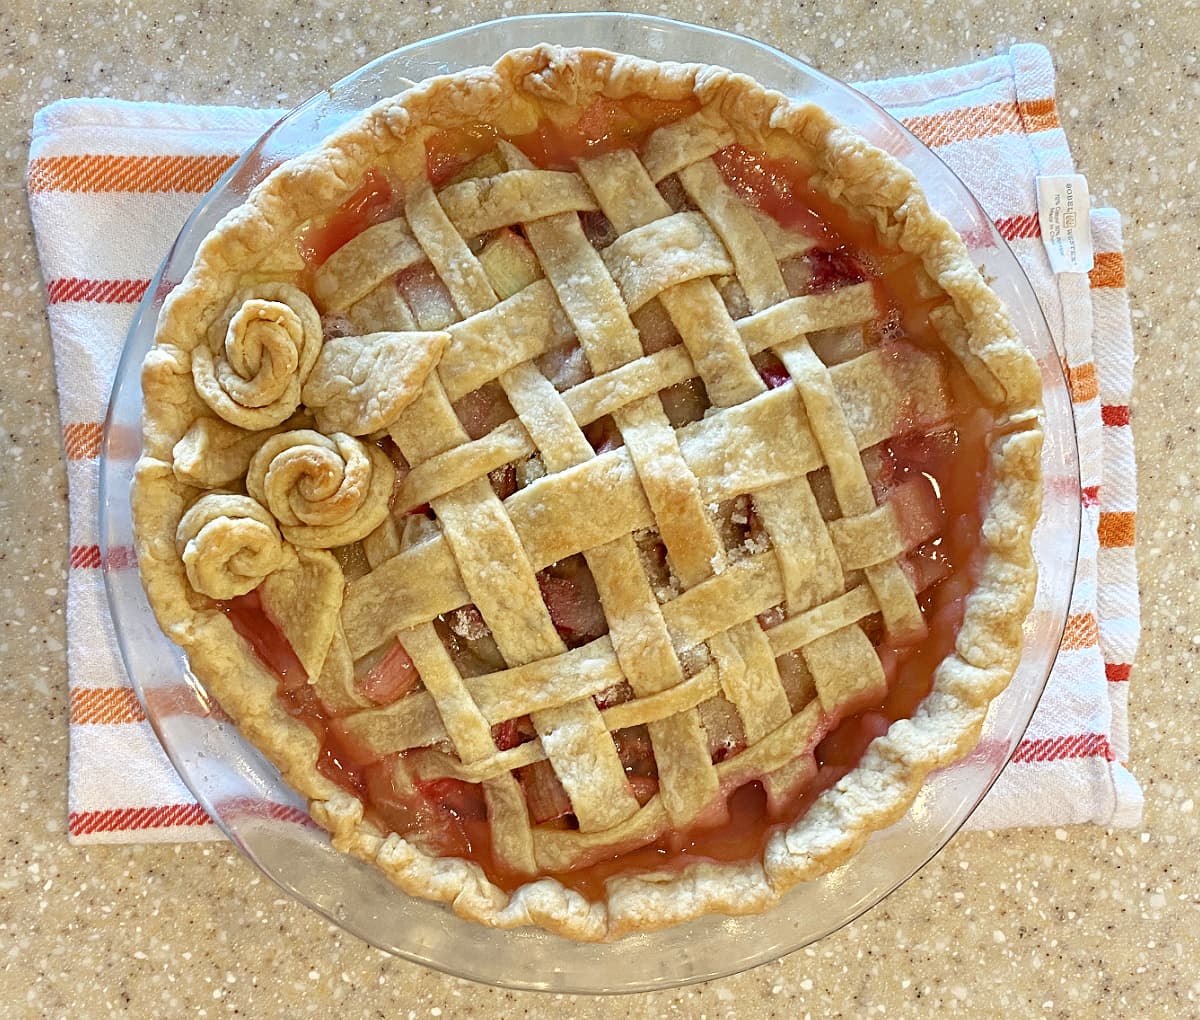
132, 46, 1042, 940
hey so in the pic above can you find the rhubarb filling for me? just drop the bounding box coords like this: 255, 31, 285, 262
221, 96, 1005, 902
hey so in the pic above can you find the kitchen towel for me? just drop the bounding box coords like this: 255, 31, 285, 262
27, 42, 1142, 843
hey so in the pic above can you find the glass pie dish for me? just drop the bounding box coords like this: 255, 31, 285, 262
99, 12, 1079, 992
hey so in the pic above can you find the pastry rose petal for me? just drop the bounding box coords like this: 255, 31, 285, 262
246, 430, 395, 548
260, 547, 344, 683
192, 283, 322, 430
172, 417, 267, 489
171, 412, 313, 490
176, 493, 285, 600
302, 330, 449, 436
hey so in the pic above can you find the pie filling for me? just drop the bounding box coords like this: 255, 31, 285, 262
213, 94, 1004, 901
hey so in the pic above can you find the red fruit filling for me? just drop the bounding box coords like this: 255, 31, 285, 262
222, 99, 1003, 902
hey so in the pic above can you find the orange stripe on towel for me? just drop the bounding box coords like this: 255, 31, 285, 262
902, 98, 1059, 148
70, 683, 232, 725
70, 687, 145, 725
1018, 97, 1061, 134
1066, 361, 1098, 403
63, 422, 104, 460
1098, 511, 1136, 548
27, 153, 237, 193
1061, 613, 1099, 651
1089, 251, 1126, 289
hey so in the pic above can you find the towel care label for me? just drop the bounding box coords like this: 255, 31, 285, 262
1035, 174, 1094, 273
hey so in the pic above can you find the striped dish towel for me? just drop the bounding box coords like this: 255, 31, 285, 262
28, 43, 1141, 844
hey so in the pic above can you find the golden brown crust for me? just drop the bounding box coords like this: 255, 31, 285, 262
132, 44, 1042, 941
175, 492, 284, 599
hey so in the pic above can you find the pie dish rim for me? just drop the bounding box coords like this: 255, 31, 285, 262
127, 40, 1046, 943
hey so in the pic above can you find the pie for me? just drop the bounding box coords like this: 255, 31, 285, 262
132, 44, 1042, 941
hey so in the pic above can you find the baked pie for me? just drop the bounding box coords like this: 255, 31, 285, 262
132, 45, 1042, 940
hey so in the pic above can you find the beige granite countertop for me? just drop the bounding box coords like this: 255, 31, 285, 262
2, 1, 1197, 1016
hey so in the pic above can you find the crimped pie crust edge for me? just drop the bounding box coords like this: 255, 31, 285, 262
131, 45, 1043, 942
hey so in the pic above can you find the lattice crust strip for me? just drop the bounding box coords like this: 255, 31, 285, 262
341, 347, 947, 650
297, 113, 965, 873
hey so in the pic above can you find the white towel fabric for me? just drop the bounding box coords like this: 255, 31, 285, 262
27, 43, 1141, 844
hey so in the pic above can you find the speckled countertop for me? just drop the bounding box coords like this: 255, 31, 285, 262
2, 1, 1196, 1016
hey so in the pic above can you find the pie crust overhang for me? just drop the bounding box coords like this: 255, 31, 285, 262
131, 45, 1043, 942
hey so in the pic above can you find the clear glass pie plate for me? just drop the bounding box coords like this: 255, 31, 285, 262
99, 13, 1080, 993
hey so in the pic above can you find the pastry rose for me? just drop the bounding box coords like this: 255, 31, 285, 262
192, 283, 322, 430
246, 430, 395, 548
176, 493, 285, 600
